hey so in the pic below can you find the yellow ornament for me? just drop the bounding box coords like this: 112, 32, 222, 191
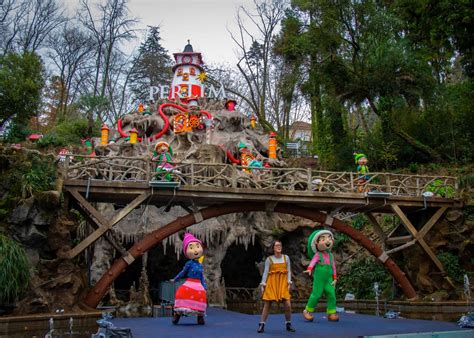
197, 72, 207, 83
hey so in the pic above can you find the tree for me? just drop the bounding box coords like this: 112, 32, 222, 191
273, 13, 305, 140
0, 0, 65, 54
229, 0, 289, 131
0, 52, 44, 132
47, 24, 94, 122
129, 26, 172, 104
76, 94, 108, 136
282, 0, 446, 167
78, 0, 137, 97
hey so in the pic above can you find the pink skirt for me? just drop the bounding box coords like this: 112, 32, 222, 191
174, 278, 207, 315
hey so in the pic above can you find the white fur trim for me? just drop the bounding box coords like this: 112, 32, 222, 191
311, 230, 334, 253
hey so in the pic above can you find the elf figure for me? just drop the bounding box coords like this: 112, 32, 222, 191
238, 142, 255, 173
82, 139, 96, 157
152, 141, 174, 181
302, 229, 339, 322
354, 153, 369, 192
172, 233, 207, 325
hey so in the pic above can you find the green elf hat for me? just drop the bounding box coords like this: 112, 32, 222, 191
354, 153, 367, 164
307, 229, 334, 259
238, 141, 247, 150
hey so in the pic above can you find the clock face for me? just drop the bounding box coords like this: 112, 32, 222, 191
183, 55, 192, 63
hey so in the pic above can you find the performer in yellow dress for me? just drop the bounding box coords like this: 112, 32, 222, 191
257, 240, 295, 333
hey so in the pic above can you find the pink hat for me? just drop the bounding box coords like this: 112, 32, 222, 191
182, 233, 202, 254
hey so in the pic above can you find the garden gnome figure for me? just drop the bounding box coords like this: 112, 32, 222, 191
303, 229, 339, 322
172, 233, 207, 325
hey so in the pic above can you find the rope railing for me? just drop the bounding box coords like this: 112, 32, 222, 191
62, 155, 459, 198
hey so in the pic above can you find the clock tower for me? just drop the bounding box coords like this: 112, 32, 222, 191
169, 40, 206, 100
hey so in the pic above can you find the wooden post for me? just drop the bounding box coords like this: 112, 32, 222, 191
366, 213, 387, 249
190, 163, 195, 185
307, 168, 312, 191
391, 203, 455, 288
386, 174, 391, 193
350, 172, 354, 190
67, 189, 151, 258
232, 163, 237, 188
146, 158, 151, 181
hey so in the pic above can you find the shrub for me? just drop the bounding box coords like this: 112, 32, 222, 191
437, 251, 467, 283
36, 132, 67, 147
37, 118, 99, 148
0, 233, 30, 304
11, 154, 57, 198
351, 214, 367, 230
336, 257, 392, 299
425, 179, 455, 198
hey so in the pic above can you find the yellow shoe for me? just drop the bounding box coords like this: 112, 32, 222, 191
303, 310, 314, 321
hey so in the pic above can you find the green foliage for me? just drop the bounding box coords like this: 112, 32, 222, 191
279, 0, 474, 168
425, 179, 455, 198
12, 154, 57, 199
0, 52, 44, 131
351, 215, 367, 230
336, 257, 392, 299
333, 232, 350, 250
437, 251, 468, 283
408, 162, 419, 173
5, 123, 34, 143
0, 233, 30, 304
37, 118, 94, 148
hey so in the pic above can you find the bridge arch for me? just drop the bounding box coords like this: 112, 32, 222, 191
84, 202, 417, 307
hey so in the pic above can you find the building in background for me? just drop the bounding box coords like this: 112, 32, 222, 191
287, 121, 312, 157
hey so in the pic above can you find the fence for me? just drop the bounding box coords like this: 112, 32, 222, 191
63, 155, 459, 198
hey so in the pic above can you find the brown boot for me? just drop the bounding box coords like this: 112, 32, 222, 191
303, 310, 314, 321
328, 313, 339, 321
172, 311, 180, 325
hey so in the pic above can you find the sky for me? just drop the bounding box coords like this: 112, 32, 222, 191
66, 0, 258, 65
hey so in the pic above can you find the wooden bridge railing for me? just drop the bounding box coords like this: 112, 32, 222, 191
62, 155, 458, 198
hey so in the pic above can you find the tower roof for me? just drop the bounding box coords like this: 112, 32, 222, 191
183, 40, 193, 52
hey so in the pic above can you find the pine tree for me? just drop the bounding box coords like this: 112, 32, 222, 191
129, 26, 172, 103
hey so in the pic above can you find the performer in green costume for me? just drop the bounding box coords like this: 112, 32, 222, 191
302, 229, 339, 322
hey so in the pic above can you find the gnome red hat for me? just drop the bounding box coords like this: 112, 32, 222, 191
182, 233, 202, 254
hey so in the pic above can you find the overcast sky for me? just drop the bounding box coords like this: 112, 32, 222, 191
65, 0, 258, 66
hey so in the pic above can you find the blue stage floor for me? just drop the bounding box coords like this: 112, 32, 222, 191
110, 307, 473, 338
